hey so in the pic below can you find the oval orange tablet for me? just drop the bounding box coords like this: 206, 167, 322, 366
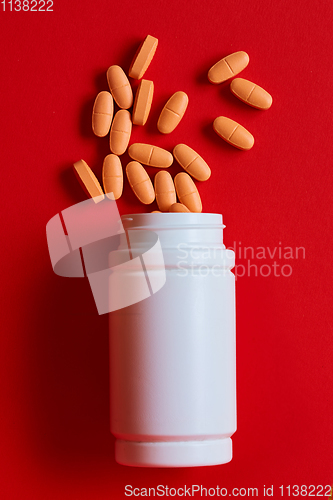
110, 110, 132, 155
154, 171, 176, 212
174, 173, 202, 213
129, 35, 158, 80
128, 143, 173, 168
132, 79, 154, 126
208, 51, 249, 84
102, 154, 123, 200
230, 78, 272, 110
73, 159, 104, 203
92, 91, 113, 137
157, 91, 189, 134
169, 203, 190, 213
213, 116, 254, 150
126, 161, 155, 204
173, 144, 211, 181
106, 65, 133, 109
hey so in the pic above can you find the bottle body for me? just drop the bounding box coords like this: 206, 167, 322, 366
109, 213, 236, 467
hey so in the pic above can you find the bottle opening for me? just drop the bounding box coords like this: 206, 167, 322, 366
121, 212, 224, 230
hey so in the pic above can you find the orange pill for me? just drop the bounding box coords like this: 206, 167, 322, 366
129, 35, 158, 79
106, 65, 133, 109
128, 143, 173, 168
102, 154, 123, 200
157, 91, 189, 134
126, 161, 155, 204
154, 171, 176, 212
174, 173, 202, 213
208, 51, 249, 84
132, 79, 154, 126
173, 144, 211, 181
169, 203, 190, 213
213, 116, 254, 150
92, 91, 113, 137
230, 78, 272, 110
73, 159, 104, 203
110, 110, 132, 155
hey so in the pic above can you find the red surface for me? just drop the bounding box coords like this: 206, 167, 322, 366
1, 0, 333, 498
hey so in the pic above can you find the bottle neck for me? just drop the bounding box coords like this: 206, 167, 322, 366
121, 213, 225, 248
118, 213, 234, 270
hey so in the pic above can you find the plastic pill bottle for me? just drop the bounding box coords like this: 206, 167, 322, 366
109, 213, 236, 467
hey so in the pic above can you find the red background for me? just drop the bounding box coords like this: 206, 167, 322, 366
1, 0, 333, 498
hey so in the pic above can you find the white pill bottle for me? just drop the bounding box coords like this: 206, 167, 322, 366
109, 213, 236, 467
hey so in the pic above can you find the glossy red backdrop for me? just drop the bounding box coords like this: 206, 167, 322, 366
1, 0, 332, 498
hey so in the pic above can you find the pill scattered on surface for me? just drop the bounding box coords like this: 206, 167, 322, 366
92, 91, 113, 137
173, 144, 211, 181
129, 35, 158, 80
208, 51, 249, 84
169, 203, 190, 213
126, 161, 155, 204
106, 65, 133, 110
157, 91, 189, 134
132, 79, 154, 126
78, 42, 271, 215
230, 78, 272, 110
151, 211, 161, 213
213, 116, 254, 150
154, 171, 177, 212
73, 159, 104, 203
128, 143, 173, 168
174, 172, 202, 213
110, 109, 132, 155
102, 154, 123, 200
